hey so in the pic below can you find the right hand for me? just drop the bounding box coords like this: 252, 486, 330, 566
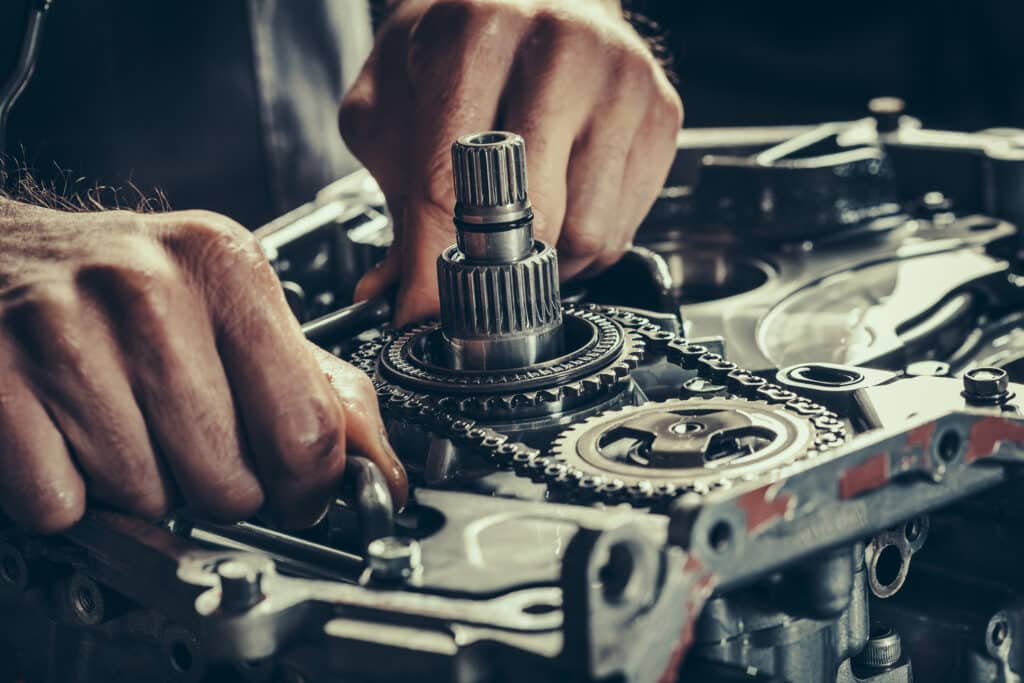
0, 200, 407, 533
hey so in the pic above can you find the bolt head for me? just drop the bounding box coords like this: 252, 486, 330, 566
217, 560, 263, 612
367, 536, 422, 581
963, 367, 1011, 403
858, 623, 903, 669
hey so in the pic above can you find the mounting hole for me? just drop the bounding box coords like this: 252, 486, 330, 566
970, 220, 1000, 232
874, 545, 903, 588
904, 518, 923, 543
992, 619, 1010, 647
73, 585, 96, 616
0, 552, 22, 584
170, 640, 194, 673
523, 602, 559, 615
708, 521, 733, 554
599, 543, 635, 603
937, 430, 962, 463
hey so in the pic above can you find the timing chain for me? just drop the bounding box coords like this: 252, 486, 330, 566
348, 305, 847, 507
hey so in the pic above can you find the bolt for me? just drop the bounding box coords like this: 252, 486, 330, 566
869, 96, 906, 133
366, 536, 422, 582
857, 623, 903, 669
963, 367, 1012, 404
217, 560, 263, 613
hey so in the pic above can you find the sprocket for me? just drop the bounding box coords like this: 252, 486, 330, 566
547, 396, 839, 502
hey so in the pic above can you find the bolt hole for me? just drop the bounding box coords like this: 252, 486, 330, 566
170, 641, 194, 673
937, 430, 962, 463
970, 220, 999, 232
875, 545, 903, 588
0, 554, 21, 583
523, 602, 559, 615
708, 521, 733, 553
598, 543, 635, 603
73, 585, 96, 616
904, 518, 923, 543
992, 619, 1010, 647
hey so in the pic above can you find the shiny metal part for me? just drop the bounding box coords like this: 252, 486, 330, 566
439, 131, 564, 371
858, 624, 903, 669
963, 366, 1013, 404
451, 132, 531, 226
365, 536, 422, 582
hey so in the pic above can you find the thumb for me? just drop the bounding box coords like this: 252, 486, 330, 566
312, 345, 408, 511
392, 195, 457, 327
354, 250, 401, 304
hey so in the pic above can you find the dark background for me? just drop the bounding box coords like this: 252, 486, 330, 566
635, 0, 1024, 131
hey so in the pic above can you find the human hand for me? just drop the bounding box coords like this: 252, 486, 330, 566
339, 0, 682, 325
0, 200, 407, 533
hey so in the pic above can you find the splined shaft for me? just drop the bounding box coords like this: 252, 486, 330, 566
438, 132, 564, 371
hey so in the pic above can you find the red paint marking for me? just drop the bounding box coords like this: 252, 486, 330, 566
838, 452, 890, 499
659, 555, 716, 683
965, 417, 1024, 463
736, 484, 793, 535
906, 422, 936, 449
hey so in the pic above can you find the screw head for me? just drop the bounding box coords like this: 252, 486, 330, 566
217, 560, 263, 612
858, 623, 903, 669
366, 536, 422, 581
963, 367, 1011, 403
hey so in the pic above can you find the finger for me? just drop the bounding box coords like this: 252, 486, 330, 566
161, 212, 348, 529
496, 15, 605, 247
3, 284, 173, 519
76, 252, 265, 523
353, 238, 401, 304
557, 61, 656, 281
0, 355, 85, 534
312, 346, 408, 510
616, 76, 684, 249
391, 3, 529, 325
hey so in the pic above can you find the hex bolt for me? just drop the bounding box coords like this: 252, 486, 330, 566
217, 560, 263, 613
857, 623, 903, 670
366, 536, 422, 582
963, 367, 1012, 404
868, 96, 905, 133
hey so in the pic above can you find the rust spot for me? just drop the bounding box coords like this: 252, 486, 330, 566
736, 484, 793, 535
965, 416, 1024, 463
906, 422, 937, 450
838, 452, 890, 499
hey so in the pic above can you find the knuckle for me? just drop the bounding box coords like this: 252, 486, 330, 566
338, 85, 376, 153
270, 399, 345, 480
1, 282, 82, 367
411, 0, 476, 44
162, 211, 272, 291
559, 228, 607, 259
23, 486, 85, 534
528, 8, 574, 46
656, 87, 685, 130
194, 475, 265, 523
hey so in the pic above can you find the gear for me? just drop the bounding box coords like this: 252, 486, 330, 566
547, 397, 832, 502
353, 305, 645, 419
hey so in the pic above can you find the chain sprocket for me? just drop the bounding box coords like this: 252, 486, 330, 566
547, 397, 827, 498
347, 304, 847, 507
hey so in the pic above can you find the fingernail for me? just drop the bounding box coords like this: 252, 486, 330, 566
379, 425, 394, 454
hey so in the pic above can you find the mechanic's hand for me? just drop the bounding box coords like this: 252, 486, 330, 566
0, 201, 407, 533
340, 0, 682, 325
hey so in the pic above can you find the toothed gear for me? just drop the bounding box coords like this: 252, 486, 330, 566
347, 302, 846, 508
547, 397, 827, 502
354, 305, 645, 418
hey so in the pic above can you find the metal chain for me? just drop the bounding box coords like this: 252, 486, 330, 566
349, 304, 847, 508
